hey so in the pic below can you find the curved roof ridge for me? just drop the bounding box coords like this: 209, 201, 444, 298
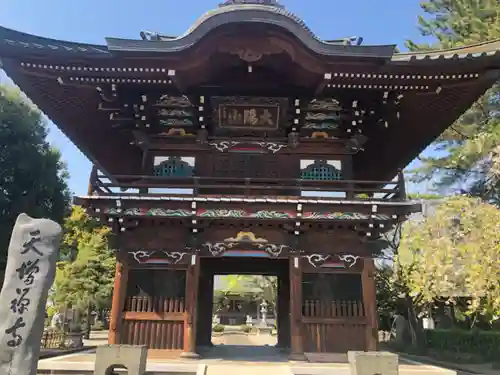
393, 38, 500, 61
180, 4, 318, 42
0, 25, 108, 53
395, 38, 500, 57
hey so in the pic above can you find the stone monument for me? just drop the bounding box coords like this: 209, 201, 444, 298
0, 214, 62, 375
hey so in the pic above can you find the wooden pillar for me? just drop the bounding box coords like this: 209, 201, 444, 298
108, 256, 129, 344
196, 270, 214, 347
276, 274, 290, 349
181, 255, 201, 358
289, 257, 305, 360
362, 257, 378, 351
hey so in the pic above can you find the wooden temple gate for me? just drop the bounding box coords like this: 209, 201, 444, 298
106, 243, 378, 357
8, 0, 499, 359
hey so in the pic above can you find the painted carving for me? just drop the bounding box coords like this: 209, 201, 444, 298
159, 118, 194, 127
160, 128, 195, 136
303, 253, 360, 268
305, 113, 340, 121
202, 231, 290, 258
106, 208, 192, 217
155, 95, 192, 108
224, 231, 268, 242
128, 250, 188, 264
303, 122, 339, 130
310, 131, 331, 139
102, 207, 390, 221
208, 140, 287, 154
302, 212, 390, 220
308, 99, 342, 111
197, 209, 294, 219
158, 109, 193, 117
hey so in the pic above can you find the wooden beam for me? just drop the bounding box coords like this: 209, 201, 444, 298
361, 257, 378, 351
289, 257, 305, 360
108, 256, 129, 344
181, 255, 201, 358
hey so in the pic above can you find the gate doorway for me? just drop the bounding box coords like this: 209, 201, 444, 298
195, 257, 291, 357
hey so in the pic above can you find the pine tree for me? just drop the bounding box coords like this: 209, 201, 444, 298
407, 0, 500, 203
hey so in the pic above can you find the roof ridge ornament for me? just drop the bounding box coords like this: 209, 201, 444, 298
218, 0, 285, 8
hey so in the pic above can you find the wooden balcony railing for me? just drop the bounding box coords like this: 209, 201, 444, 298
88, 168, 407, 202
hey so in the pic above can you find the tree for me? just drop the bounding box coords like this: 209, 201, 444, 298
52, 206, 115, 334
395, 196, 500, 324
0, 85, 71, 270
407, 0, 500, 203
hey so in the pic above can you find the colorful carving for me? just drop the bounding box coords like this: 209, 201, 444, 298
197, 209, 294, 219
128, 250, 188, 264
310, 131, 330, 139
103, 207, 391, 221
303, 122, 339, 130
106, 208, 192, 216
305, 113, 339, 121
158, 109, 193, 117
303, 254, 360, 268
302, 212, 390, 220
308, 99, 342, 111
208, 140, 287, 153
155, 95, 192, 108
202, 231, 290, 258
159, 118, 194, 126
160, 128, 195, 136
224, 231, 268, 242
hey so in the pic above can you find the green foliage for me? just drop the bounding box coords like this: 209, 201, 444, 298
425, 329, 500, 361
53, 206, 115, 312
218, 275, 278, 312
396, 196, 500, 317
240, 324, 252, 333
0, 85, 71, 268
212, 324, 224, 333
407, 193, 443, 200
375, 264, 402, 330
407, 1, 500, 202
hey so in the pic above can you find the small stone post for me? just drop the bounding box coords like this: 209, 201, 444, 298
348, 351, 399, 375
0, 214, 62, 375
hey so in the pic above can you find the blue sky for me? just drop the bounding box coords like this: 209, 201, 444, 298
0, 0, 431, 195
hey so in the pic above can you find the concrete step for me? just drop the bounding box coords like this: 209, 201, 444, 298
205, 364, 292, 375
37, 361, 204, 375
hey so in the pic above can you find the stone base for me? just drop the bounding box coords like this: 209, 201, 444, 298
64, 332, 84, 349
180, 351, 201, 359
348, 351, 399, 375
289, 352, 307, 361
95, 345, 148, 375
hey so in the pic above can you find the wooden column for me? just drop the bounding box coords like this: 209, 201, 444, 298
181, 255, 201, 358
289, 257, 305, 360
276, 274, 291, 349
362, 257, 378, 351
108, 256, 129, 344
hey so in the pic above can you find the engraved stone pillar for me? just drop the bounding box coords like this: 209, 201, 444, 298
0, 214, 62, 375
348, 351, 399, 375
